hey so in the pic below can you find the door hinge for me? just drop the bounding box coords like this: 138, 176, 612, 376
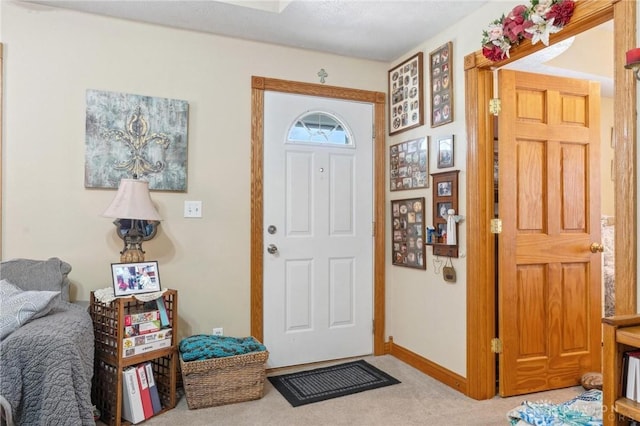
489, 98, 501, 116
491, 338, 503, 354
372, 221, 376, 237
372, 319, 375, 334
490, 218, 502, 234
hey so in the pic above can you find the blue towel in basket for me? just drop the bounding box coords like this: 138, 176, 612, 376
179, 335, 266, 362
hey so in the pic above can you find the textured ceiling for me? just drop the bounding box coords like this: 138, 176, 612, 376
19, 0, 613, 95
22, 0, 490, 62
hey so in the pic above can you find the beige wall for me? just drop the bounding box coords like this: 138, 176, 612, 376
0, 2, 386, 340
385, 1, 508, 376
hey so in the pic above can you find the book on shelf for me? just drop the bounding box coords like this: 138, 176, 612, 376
623, 350, 630, 396
123, 337, 172, 358
135, 365, 154, 419
122, 367, 145, 424
144, 362, 163, 414
155, 297, 170, 327
624, 350, 640, 401
124, 310, 160, 327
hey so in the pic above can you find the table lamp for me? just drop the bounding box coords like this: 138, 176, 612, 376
103, 178, 162, 262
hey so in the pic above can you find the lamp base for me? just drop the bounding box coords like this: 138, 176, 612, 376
120, 224, 146, 263
120, 249, 145, 263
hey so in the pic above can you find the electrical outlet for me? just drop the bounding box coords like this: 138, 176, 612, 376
212, 327, 223, 336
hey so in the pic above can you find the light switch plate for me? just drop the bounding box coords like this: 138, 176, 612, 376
184, 201, 202, 218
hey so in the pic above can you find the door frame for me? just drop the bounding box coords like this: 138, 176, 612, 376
464, 0, 637, 400
250, 76, 387, 357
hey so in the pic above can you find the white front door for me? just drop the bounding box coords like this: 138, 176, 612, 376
263, 91, 373, 368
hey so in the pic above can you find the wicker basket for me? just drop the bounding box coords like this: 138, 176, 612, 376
180, 349, 269, 409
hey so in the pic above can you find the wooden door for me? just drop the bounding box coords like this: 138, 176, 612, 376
498, 70, 602, 396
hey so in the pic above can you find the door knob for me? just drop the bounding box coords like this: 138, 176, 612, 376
267, 244, 278, 254
590, 243, 604, 253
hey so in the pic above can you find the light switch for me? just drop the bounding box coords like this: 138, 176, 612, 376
184, 201, 202, 218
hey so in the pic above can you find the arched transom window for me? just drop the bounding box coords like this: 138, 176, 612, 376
287, 111, 352, 146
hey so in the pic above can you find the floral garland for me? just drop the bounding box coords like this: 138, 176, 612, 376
481, 0, 575, 62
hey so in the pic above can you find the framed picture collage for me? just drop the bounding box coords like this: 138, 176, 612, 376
388, 42, 457, 270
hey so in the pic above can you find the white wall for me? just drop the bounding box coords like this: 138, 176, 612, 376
0, 2, 387, 339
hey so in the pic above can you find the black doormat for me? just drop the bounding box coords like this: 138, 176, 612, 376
267, 360, 400, 407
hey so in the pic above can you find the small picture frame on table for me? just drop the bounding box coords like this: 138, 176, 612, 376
436, 135, 454, 168
111, 261, 161, 296
391, 197, 426, 269
388, 52, 424, 135
430, 41, 453, 127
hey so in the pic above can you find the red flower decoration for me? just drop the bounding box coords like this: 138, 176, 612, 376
503, 5, 530, 43
481, 0, 575, 62
483, 45, 508, 62
546, 0, 575, 27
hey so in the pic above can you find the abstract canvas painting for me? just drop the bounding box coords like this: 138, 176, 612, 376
85, 89, 189, 191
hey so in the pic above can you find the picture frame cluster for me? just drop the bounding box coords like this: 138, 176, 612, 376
390, 137, 429, 191
429, 42, 453, 127
388, 52, 424, 135
391, 198, 426, 269
387, 42, 458, 269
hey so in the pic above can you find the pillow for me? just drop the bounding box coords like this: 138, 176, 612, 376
0, 279, 60, 341
0, 258, 71, 301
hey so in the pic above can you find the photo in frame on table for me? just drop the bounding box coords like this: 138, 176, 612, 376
390, 136, 429, 191
388, 52, 424, 135
391, 197, 426, 269
436, 135, 454, 168
112, 261, 162, 296
429, 41, 453, 127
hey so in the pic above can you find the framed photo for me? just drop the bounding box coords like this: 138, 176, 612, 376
436, 135, 454, 168
111, 261, 161, 296
391, 197, 426, 269
390, 136, 429, 191
437, 181, 452, 197
388, 52, 424, 135
430, 42, 453, 127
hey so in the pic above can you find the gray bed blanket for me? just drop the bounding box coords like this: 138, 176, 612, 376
0, 300, 95, 426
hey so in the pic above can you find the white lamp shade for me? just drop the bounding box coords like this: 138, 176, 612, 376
103, 178, 162, 221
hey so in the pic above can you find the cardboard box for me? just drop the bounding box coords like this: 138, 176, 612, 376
124, 320, 162, 337
123, 338, 171, 358
123, 328, 172, 350
124, 310, 160, 326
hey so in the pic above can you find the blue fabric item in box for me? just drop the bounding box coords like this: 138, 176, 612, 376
179, 335, 267, 362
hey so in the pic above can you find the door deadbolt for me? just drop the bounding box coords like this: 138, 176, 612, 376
267, 225, 277, 235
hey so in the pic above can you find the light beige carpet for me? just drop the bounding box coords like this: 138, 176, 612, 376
120, 355, 584, 426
